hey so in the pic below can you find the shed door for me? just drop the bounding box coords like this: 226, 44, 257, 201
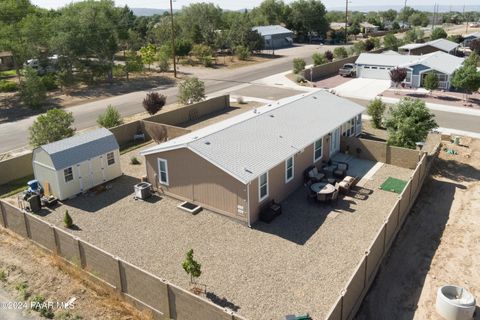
76, 161, 93, 192
90, 156, 105, 187
359, 66, 391, 80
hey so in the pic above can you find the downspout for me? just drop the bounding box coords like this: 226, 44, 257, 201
247, 182, 251, 228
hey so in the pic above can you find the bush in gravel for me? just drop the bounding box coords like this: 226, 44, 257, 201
143, 92, 166, 115
130, 156, 141, 165
0, 269, 6, 282
64, 210, 73, 229
0, 80, 18, 92
55, 311, 83, 320
157, 52, 170, 72
41, 74, 58, 91
295, 75, 307, 84
182, 249, 202, 284
367, 98, 386, 129
31, 295, 55, 318
235, 45, 251, 61
333, 47, 348, 59
293, 58, 306, 74
178, 77, 205, 105
15, 282, 30, 300
97, 105, 123, 128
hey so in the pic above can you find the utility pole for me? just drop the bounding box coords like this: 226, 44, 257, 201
463, 4, 468, 34
432, 3, 437, 31
344, 0, 348, 44
169, 0, 177, 78
402, 0, 407, 29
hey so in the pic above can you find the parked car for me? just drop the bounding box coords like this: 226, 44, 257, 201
339, 63, 356, 77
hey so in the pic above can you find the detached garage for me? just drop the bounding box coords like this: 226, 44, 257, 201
32, 128, 122, 200
355, 52, 419, 80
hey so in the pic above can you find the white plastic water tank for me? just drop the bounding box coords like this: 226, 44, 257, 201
436, 285, 476, 320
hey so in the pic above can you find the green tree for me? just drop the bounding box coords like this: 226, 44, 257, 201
383, 33, 401, 50
399, 6, 415, 25
178, 77, 205, 105
451, 55, 480, 102
289, 0, 329, 42
423, 73, 439, 93
28, 109, 75, 147
293, 58, 306, 74
258, 0, 287, 25
431, 27, 447, 40
20, 67, 46, 109
367, 98, 386, 129
182, 249, 202, 284
157, 52, 170, 72
179, 3, 223, 45
97, 105, 123, 128
312, 52, 327, 66
405, 28, 424, 43
384, 98, 437, 148
333, 47, 348, 59
124, 51, 144, 80
408, 12, 429, 27
64, 210, 73, 228
191, 44, 214, 67
139, 44, 156, 71
352, 41, 366, 55
176, 39, 193, 62
235, 45, 250, 61
381, 9, 397, 23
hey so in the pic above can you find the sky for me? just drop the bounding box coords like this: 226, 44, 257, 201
30, 0, 480, 11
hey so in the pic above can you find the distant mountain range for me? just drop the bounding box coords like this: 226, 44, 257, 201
131, 5, 480, 17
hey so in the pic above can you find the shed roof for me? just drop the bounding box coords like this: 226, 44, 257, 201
463, 32, 480, 39
252, 25, 293, 36
38, 128, 119, 170
399, 38, 459, 52
141, 91, 364, 184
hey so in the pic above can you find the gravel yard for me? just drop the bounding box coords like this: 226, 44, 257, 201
24, 148, 413, 320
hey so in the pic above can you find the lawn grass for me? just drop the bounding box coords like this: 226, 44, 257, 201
0, 175, 33, 198
379, 177, 408, 194
0, 69, 16, 78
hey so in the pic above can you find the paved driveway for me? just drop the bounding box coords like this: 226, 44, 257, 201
332, 78, 391, 100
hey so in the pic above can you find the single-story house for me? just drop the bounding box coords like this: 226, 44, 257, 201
32, 128, 122, 200
355, 51, 464, 90
462, 32, 480, 47
360, 22, 379, 34
398, 38, 459, 55
140, 91, 364, 226
252, 25, 294, 50
330, 22, 347, 31
0, 51, 14, 71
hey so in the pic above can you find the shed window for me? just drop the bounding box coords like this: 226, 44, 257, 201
107, 152, 115, 165
157, 158, 169, 185
64, 167, 73, 182
285, 157, 294, 183
259, 172, 268, 202
314, 138, 323, 162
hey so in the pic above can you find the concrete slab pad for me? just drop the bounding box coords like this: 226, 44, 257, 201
333, 78, 391, 100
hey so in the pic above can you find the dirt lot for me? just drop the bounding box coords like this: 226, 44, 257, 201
0, 228, 152, 320
3, 144, 413, 320
356, 136, 480, 319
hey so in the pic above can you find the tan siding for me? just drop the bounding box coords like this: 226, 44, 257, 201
145, 149, 248, 222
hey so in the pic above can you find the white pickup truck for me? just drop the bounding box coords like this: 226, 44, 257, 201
338, 63, 356, 77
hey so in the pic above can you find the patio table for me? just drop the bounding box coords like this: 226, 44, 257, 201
311, 183, 336, 194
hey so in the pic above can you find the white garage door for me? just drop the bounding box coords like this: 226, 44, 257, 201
359, 65, 392, 80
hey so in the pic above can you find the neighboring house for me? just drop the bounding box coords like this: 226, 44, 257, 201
360, 22, 379, 34
0, 51, 14, 71
330, 22, 347, 31
355, 51, 464, 89
32, 128, 122, 201
462, 32, 480, 47
398, 38, 459, 55
140, 91, 364, 226
252, 25, 294, 50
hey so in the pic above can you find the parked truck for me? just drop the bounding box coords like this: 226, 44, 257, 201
338, 63, 356, 77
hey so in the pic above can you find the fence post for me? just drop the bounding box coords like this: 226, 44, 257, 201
116, 258, 125, 293
22, 211, 31, 238
382, 220, 388, 254
52, 226, 60, 254
163, 281, 172, 319
0, 201, 7, 228
396, 198, 401, 227
76, 238, 86, 269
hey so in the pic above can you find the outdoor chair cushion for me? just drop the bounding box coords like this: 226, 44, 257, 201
337, 163, 348, 171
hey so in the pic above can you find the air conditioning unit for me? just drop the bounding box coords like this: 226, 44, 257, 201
134, 182, 152, 200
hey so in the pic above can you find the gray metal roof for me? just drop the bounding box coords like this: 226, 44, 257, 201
399, 38, 459, 52
40, 128, 119, 170
464, 32, 480, 39
252, 25, 293, 36
355, 53, 419, 66
404, 51, 465, 75
141, 91, 364, 183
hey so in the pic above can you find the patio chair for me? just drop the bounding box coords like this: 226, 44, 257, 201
333, 162, 349, 178
330, 190, 339, 203
308, 167, 325, 182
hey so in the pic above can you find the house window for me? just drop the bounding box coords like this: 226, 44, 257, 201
157, 158, 169, 185
314, 138, 323, 162
405, 71, 412, 83
64, 167, 73, 182
285, 157, 294, 183
259, 172, 268, 201
107, 152, 115, 165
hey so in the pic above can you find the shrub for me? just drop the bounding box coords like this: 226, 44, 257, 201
182, 249, 202, 284
423, 73, 439, 92
293, 58, 306, 74
324, 50, 333, 62
20, 67, 46, 109
15, 282, 30, 300
112, 65, 125, 79
235, 45, 250, 61
365, 39, 375, 51
130, 156, 141, 165
431, 27, 447, 40
31, 295, 55, 318
0, 80, 18, 92
192, 44, 214, 67
178, 77, 205, 105
0, 269, 6, 282
312, 53, 327, 66
157, 52, 170, 72
333, 47, 348, 59
295, 75, 306, 83
28, 109, 75, 147
142, 92, 166, 115
64, 210, 73, 228
367, 98, 386, 129
97, 105, 123, 128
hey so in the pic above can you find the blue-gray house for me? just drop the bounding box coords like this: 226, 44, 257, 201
252, 25, 294, 50
355, 51, 465, 90
462, 32, 480, 47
